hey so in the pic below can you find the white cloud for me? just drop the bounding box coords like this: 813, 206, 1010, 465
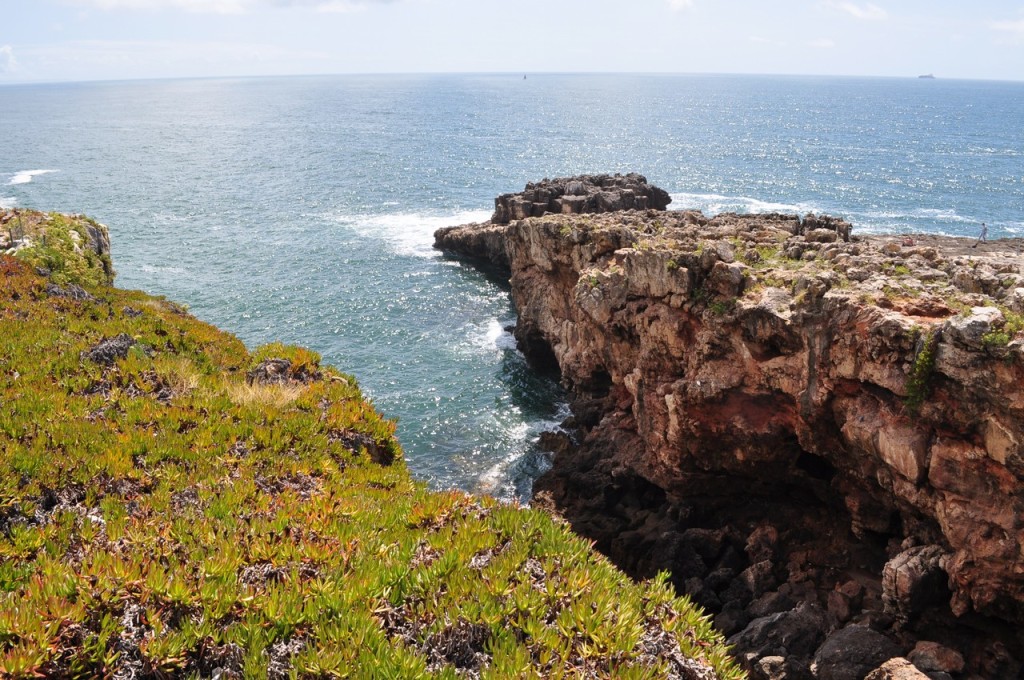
828, 2, 888, 21
0, 45, 16, 73
667, 0, 694, 11
61, 0, 393, 13
809, 38, 836, 48
991, 18, 1024, 38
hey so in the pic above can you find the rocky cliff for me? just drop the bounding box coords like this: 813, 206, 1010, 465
436, 198, 1024, 679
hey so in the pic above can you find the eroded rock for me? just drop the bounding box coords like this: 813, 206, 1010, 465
83, 333, 137, 366
436, 188, 1024, 676
881, 546, 950, 625
491, 173, 671, 225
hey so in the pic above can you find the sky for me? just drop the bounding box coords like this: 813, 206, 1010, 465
1, 0, 1023, 84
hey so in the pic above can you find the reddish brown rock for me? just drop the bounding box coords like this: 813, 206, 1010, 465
908, 641, 964, 675
881, 546, 950, 625
437, 202, 1024, 673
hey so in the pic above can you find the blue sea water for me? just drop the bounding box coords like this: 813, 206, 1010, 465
2, 74, 1023, 500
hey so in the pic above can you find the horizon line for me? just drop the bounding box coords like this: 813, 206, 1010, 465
2, 70, 1022, 88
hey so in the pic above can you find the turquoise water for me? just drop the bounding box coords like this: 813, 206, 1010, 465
2, 74, 1022, 499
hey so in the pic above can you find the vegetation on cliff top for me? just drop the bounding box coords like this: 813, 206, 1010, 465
0, 213, 739, 678
2, 211, 114, 288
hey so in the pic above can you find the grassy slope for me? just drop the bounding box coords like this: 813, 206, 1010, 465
0, 213, 740, 679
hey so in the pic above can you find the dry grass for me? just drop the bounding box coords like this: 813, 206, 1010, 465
225, 381, 305, 408
153, 354, 201, 397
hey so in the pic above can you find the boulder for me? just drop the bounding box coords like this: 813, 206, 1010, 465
907, 641, 964, 675
881, 546, 949, 624
863, 658, 930, 680
82, 333, 137, 366
943, 306, 1003, 349
810, 625, 902, 680
728, 603, 830, 664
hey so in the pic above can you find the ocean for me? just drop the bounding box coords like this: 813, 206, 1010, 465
2, 73, 1022, 501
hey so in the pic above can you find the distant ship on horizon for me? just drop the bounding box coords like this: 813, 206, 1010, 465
918, 73, 936, 79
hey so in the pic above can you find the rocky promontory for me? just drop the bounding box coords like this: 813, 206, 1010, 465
436, 174, 672, 273
491, 173, 672, 225
436, 183, 1024, 679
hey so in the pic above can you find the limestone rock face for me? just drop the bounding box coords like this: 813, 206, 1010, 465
437, 197, 1024, 675
490, 173, 672, 225
433, 221, 510, 273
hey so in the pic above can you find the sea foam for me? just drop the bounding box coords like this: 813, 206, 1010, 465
336, 209, 492, 258
848, 207, 983, 234
670, 191, 818, 217
475, 402, 571, 503
8, 169, 58, 186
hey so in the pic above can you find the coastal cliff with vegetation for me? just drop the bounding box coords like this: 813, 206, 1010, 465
0, 208, 740, 679
436, 176, 1024, 680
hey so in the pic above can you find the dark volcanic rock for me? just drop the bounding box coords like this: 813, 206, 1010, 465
247, 358, 296, 385
728, 603, 830, 664
810, 625, 901, 680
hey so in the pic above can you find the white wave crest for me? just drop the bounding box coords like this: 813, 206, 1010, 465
846, 207, 981, 233
474, 401, 572, 502
908, 208, 975, 223
670, 191, 817, 217
0, 196, 17, 209
335, 209, 493, 257
8, 169, 58, 186
453, 318, 518, 360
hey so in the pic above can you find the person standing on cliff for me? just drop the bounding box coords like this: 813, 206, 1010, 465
972, 222, 987, 247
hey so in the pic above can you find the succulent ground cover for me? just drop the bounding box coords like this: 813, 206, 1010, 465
0, 213, 739, 679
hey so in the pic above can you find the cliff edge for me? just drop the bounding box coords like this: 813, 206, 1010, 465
0, 208, 739, 679
436, 185, 1024, 679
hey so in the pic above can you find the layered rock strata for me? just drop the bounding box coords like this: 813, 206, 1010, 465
436, 203, 1024, 679
490, 173, 672, 225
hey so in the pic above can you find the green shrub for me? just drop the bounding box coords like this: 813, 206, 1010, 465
905, 329, 938, 413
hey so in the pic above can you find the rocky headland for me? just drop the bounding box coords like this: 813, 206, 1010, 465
436, 176, 1024, 679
